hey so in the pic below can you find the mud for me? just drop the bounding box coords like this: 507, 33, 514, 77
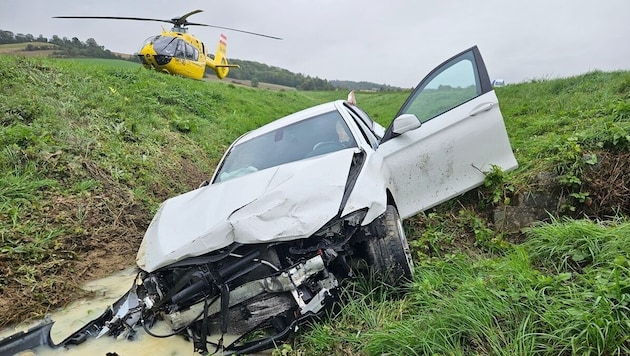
1, 268, 244, 356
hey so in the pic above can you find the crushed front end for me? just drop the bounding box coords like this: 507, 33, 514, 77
132, 240, 344, 354
1, 209, 372, 355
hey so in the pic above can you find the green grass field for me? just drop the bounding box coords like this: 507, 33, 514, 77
1, 54, 629, 355
0, 42, 53, 50
65, 57, 141, 68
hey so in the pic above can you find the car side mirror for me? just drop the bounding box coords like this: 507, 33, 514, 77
392, 114, 421, 135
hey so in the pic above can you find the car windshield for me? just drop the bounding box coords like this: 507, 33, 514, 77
214, 110, 356, 183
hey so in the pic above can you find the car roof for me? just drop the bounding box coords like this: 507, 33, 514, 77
235, 100, 344, 145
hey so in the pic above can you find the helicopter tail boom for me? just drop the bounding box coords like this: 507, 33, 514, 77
206, 34, 238, 79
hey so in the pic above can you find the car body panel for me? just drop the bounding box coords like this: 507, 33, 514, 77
138, 149, 356, 272
340, 151, 389, 224
139, 46, 519, 271
380, 46, 518, 219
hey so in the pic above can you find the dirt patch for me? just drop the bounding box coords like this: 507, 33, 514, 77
0, 189, 149, 328
0, 156, 209, 329
583, 151, 630, 217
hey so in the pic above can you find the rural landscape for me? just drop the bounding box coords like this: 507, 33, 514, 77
1, 34, 630, 355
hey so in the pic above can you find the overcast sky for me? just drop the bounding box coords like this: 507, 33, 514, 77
2, 0, 629, 88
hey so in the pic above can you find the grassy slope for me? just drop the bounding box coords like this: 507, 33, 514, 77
299, 72, 630, 355
1, 55, 629, 354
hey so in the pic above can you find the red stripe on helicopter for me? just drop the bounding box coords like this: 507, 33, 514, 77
219, 34, 227, 46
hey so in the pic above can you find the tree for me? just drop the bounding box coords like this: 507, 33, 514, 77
0, 30, 14, 43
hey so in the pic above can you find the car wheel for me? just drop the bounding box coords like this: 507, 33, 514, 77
364, 205, 414, 285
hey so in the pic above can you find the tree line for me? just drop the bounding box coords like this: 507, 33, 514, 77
2, 30, 126, 60
222, 58, 335, 90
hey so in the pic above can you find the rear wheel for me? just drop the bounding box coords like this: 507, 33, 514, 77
364, 205, 414, 285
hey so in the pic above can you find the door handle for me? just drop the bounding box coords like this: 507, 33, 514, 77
469, 102, 495, 116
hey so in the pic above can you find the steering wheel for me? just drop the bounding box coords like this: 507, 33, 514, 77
313, 141, 345, 151
304, 141, 346, 158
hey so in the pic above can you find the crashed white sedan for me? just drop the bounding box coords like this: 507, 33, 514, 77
0, 46, 517, 355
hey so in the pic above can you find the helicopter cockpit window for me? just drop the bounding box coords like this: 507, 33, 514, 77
153, 36, 178, 56
184, 43, 196, 60
174, 40, 185, 58
138, 35, 159, 53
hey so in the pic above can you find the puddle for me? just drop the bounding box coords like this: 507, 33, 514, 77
1, 267, 256, 356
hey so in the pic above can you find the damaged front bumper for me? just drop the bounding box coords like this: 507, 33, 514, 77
0, 254, 339, 355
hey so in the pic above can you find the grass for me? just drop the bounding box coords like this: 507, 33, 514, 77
0, 55, 352, 326
299, 219, 630, 355
1, 54, 630, 354
65, 57, 141, 69
0, 42, 54, 51
498, 71, 630, 181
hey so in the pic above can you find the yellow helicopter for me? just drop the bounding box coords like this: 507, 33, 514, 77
54, 10, 281, 80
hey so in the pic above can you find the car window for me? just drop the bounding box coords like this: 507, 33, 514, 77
401, 51, 481, 123
214, 110, 357, 183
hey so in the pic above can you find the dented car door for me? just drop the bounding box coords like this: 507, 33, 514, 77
379, 46, 518, 219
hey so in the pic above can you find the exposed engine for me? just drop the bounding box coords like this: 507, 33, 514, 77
0, 204, 406, 356
86, 216, 367, 355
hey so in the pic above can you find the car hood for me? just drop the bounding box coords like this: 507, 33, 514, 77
137, 149, 355, 272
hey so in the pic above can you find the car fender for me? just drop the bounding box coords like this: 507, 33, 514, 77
341, 151, 390, 225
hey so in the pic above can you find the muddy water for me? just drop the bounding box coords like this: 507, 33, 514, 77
1, 268, 246, 356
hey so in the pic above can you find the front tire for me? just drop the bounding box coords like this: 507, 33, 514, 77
364, 205, 414, 285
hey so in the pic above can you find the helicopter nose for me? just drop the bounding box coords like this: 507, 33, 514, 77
154, 55, 172, 66
138, 53, 172, 68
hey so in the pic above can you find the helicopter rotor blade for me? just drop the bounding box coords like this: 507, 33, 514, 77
185, 22, 282, 40
53, 16, 175, 26
54, 10, 282, 40
171, 9, 203, 26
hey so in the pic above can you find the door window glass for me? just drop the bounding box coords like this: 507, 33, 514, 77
174, 40, 186, 58
191, 46, 199, 61
403, 52, 480, 123
185, 43, 197, 60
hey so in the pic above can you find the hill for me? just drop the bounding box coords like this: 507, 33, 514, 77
1, 54, 629, 354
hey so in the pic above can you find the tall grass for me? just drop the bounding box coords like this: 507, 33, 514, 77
497, 70, 630, 183
299, 218, 630, 355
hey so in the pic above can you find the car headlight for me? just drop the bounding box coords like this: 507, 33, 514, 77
314, 209, 367, 237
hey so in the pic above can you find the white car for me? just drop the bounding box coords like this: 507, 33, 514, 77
0, 46, 517, 356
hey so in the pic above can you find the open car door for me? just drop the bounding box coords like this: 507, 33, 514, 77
379, 46, 518, 219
